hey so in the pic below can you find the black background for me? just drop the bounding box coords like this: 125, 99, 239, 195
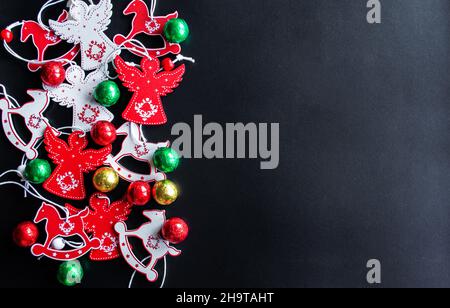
0, 0, 449, 288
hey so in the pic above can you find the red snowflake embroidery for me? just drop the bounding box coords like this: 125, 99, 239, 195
85, 41, 107, 62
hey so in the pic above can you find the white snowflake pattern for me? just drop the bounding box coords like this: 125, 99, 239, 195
56, 172, 79, 194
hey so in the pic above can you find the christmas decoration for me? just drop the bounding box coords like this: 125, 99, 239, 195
24, 159, 52, 184
0, 89, 52, 160
115, 210, 181, 282
104, 122, 169, 182
162, 217, 189, 244
13, 221, 39, 247
1, 29, 13, 43
115, 55, 185, 125
153, 147, 180, 173
0, 0, 194, 287
49, 0, 117, 71
57, 260, 84, 287
163, 18, 189, 44
93, 80, 121, 107
91, 121, 117, 146
51, 237, 66, 251
92, 167, 119, 193
66, 193, 132, 261
41, 61, 66, 87
161, 58, 175, 71
43, 65, 114, 132
127, 181, 151, 206
152, 179, 178, 206
43, 128, 112, 200
31, 203, 101, 261
113, 0, 181, 57
20, 11, 80, 72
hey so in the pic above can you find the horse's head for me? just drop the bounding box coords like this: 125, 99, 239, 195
124, 0, 146, 15
34, 203, 55, 223
143, 210, 166, 225
20, 21, 38, 43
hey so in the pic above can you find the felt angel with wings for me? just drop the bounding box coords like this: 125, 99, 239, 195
49, 0, 117, 71
43, 128, 112, 200
115, 55, 185, 125
43, 65, 114, 132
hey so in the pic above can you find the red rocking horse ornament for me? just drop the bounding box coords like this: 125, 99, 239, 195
113, 0, 181, 58
20, 11, 80, 72
43, 127, 112, 200
66, 193, 133, 261
31, 203, 101, 261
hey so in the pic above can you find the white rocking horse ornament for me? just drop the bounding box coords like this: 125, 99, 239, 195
0, 90, 52, 160
105, 122, 169, 182
115, 210, 181, 282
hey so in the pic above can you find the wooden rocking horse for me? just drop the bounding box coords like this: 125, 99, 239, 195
31, 203, 101, 261
0, 90, 51, 160
105, 122, 169, 182
113, 0, 181, 57
20, 11, 80, 72
115, 210, 181, 282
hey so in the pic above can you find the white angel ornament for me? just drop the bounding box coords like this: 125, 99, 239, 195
43, 65, 114, 132
49, 0, 117, 71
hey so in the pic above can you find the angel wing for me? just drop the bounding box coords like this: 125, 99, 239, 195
115, 56, 145, 92
79, 145, 112, 172
109, 199, 132, 222
43, 83, 76, 108
155, 64, 186, 96
44, 127, 69, 165
84, 69, 108, 95
88, 0, 113, 32
49, 19, 82, 44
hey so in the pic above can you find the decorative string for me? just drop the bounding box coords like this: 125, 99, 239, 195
128, 256, 167, 289
150, 0, 157, 20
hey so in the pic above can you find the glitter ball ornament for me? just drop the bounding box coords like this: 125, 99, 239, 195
153, 180, 178, 205
153, 147, 180, 173
1, 29, 13, 43
94, 80, 121, 107
127, 181, 151, 206
24, 159, 52, 184
163, 18, 189, 43
161, 58, 175, 71
91, 121, 117, 146
162, 217, 189, 244
51, 237, 66, 250
57, 260, 84, 287
13, 221, 39, 247
41, 61, 66, 87
93, 167, 119, 193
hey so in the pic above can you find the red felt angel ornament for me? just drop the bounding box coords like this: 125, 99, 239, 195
43, 128, 112, 200
66, 193, 133, 261
114, 55, 185, 125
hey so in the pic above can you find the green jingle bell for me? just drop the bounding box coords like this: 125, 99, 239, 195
163, 18, 190, 44
57, 260, 84, 287
94, 80, 121, 107
153, 147, 180, 173
24, 159, 52, 184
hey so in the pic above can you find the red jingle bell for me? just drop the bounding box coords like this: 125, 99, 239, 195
161, 58, 175, 71
161, 218, 189, 244
91, 121, 117, 146
13, 221, 39, 247
41, 61, 66, 87
1, 29, 13, 43
126, 181, 151, 206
